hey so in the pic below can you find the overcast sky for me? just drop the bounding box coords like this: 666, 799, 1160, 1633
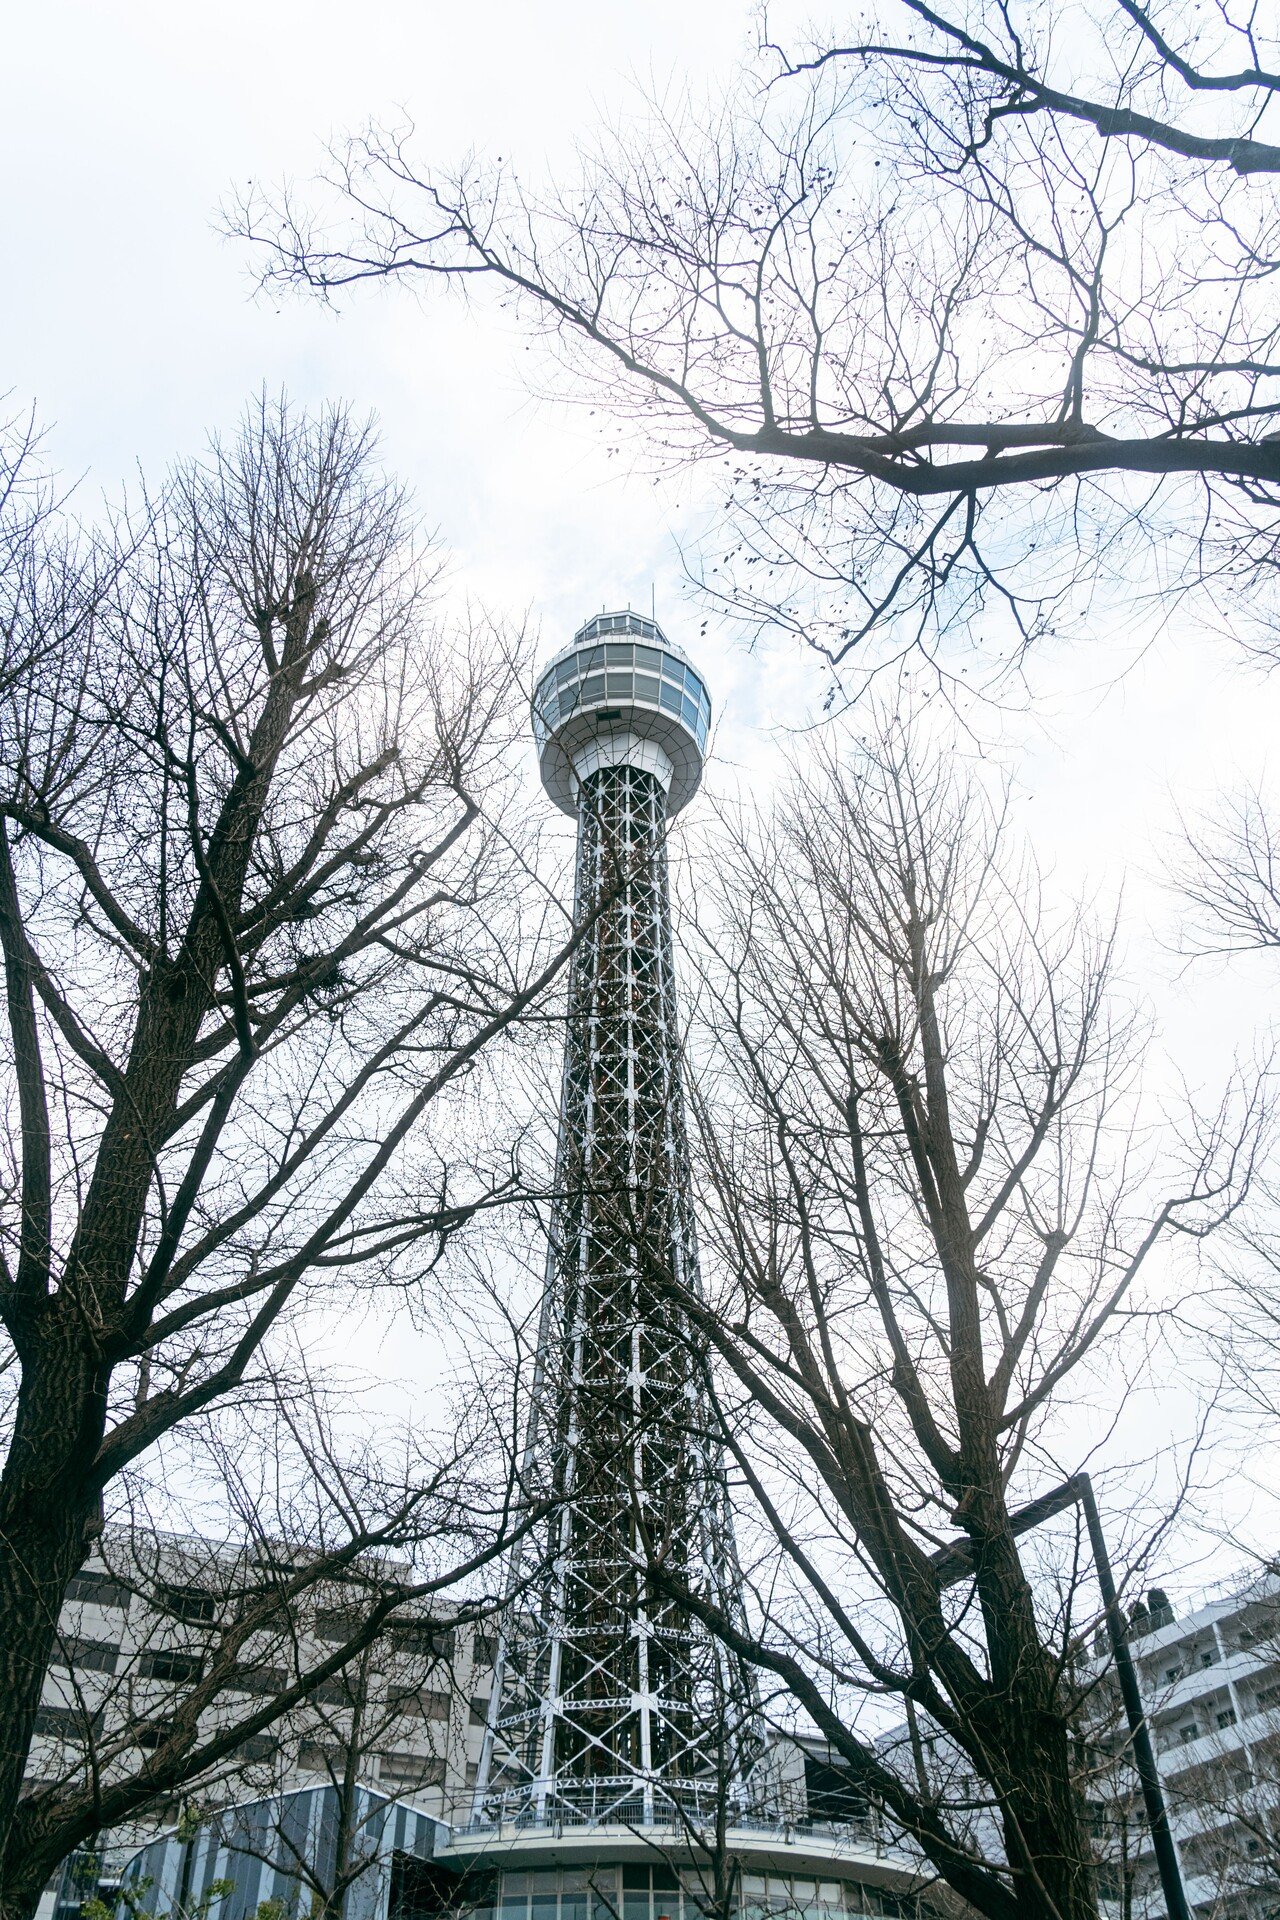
5, 0, 1279, 1593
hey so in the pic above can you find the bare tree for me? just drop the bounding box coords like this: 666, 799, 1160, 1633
1172, 783, 1280, 1441
1176, 783, 1280, 961
233, 1, 1280, 667
0, 402, 101, 708
612, 714, 1262, 1920
0, 394, 574, 1917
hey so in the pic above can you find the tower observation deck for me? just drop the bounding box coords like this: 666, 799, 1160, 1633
447, 612, 939, 1920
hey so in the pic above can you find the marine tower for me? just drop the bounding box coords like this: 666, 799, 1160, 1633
453, 611, 932, 1920
474, 610, 754, 1828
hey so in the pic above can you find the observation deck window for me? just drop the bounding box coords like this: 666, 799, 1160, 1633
533, 635, 710, 754
574, 611, 666, 645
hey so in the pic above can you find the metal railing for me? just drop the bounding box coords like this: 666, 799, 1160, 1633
466, 1783, 883, 1854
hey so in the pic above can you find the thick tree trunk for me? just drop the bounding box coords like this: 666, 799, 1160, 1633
0, 1309, 108, 1904
989, 1669, 1098, 1918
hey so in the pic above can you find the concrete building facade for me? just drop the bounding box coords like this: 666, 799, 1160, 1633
32, 1532, 496, 1917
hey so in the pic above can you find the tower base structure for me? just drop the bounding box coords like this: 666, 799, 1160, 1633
436, 1802, 956, 1920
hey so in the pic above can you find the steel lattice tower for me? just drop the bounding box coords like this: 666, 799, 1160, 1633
474, 611, 759, 1831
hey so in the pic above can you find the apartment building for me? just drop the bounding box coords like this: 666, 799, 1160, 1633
1078, 1569, 1280, 1919
29, 1529, 497, 1917
862, 1570, 1280, 1919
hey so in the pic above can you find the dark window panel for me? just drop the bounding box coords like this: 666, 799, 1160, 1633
139, 1647, 203, 1684
53, 1636, 119, 1676
231, 1663, 289, 1697
154, 1581, 217, 1624
64, 1571, 131, 1611
378, 1750, 445, 1788
34, 1704, 104, 1739
390, 1623, 455, 1661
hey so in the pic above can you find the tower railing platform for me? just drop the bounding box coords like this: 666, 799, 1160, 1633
464, 1784, 885, 1854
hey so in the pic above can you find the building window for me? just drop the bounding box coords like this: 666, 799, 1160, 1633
64, 1570, 131, 1611
130, 1718, 172, 1750
387, 1685, 451, 1721
486, 1869, 911, 1920
392, 1622, 455, 1661
311, 1675, 356, 1707
378, 1751, 445, 1790
34, 1705, 103, 1740
52, 1636, 119, 1675
1218, 1707, 1237, 1729
139, 1648, 202, 1684
230, 1663, 288, 1697
154, 1581, 217, 1624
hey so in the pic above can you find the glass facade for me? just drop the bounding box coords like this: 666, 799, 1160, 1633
474, 1867, 921, 1920
532, 643, 711, 754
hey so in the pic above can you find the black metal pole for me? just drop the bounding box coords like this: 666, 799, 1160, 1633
1073, 1474, 1191, 1920
929, 1473, 1191, 1920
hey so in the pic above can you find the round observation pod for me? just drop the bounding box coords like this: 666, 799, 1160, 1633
532, 610, 711, 818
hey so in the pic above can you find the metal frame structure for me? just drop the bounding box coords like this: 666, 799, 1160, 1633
474, 614, 758, 1832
